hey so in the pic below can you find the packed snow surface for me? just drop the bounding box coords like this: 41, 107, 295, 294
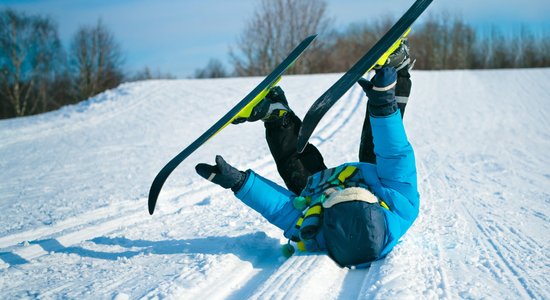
0, 69, 549, 299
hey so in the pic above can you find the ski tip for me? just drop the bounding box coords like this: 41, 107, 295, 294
148, 166, 171, 216
304, 34, 318, 44
148, 198, 156, 215
148, 187, 159, 215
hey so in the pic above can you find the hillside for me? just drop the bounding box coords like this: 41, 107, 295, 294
0, 69, 549, 299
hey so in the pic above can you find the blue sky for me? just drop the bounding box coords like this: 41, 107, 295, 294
2, 0, 550, 77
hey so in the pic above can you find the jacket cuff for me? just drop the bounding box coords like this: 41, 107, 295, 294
234, 170, 254, 197
370, 106, 400, 120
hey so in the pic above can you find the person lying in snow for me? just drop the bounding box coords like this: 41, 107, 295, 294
195, 40, 418, 268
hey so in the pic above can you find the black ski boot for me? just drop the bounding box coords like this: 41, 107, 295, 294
375, 39, 413, 72
233, 86, 292, 124
374, 39, 414, 114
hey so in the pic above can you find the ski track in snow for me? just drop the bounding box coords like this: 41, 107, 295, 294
0, 70, 549, 299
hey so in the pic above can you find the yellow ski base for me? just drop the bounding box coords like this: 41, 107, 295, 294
210, 76, 282, 138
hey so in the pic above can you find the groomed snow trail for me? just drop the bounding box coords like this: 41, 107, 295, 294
0, 70, 548, 299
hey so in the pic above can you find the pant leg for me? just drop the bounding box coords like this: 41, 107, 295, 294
359, 107, 376, 164
265, 113, 327, 195
359, 68, 411, 163
395, 67, 412, 115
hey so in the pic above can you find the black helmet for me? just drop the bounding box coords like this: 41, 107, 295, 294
322, 188, 386, 267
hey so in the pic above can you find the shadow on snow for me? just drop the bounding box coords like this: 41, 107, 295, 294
0, 232, 281, 267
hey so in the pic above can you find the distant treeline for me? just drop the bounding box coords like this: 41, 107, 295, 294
195, 0, 550, 78
322, 16, 550, 72
0, 9, 174, 119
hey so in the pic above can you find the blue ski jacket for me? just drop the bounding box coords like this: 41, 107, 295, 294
235, 110, 419, 258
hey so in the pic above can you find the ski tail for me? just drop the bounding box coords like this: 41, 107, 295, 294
148, 35, 317, 215
296, 0, 432, 153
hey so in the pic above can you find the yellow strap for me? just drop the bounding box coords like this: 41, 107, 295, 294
380, 200, 390, 211
295, 217, 304, 227
337, 166, 358, 183
304, 204, 322, 218
297, 241, 306, 252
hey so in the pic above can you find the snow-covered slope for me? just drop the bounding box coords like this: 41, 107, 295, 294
0, 69, 549, 299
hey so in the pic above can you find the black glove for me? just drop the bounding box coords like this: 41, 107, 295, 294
195, 155, 246, 192
358, 67, 398, 117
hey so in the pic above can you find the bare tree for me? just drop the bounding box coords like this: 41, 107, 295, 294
0, 9, 62, 117
194, 58, 228, 78
449, 18, 477, 69
488, 28, 518, 69
130, 66, 176, 81
410, 16, 445, 69
70, 20, 124, 100
230, 0, 332, 76
540, 33, 550, 67
410, 15, 480, 70
316, 18, 394, 73
33, 16, 65, 112
513, 26, 550, 68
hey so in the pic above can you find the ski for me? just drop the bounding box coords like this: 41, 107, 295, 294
148, 34, 317, 215
296, 0, 433, 153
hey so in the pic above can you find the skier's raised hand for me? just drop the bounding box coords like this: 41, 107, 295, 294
195, 155, 246, 191
358, 67, 398, 117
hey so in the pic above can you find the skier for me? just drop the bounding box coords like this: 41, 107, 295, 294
195, 41, 418, 268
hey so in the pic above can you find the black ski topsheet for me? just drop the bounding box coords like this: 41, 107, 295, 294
148, 35, 317, 215
296, 0, 433, 153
